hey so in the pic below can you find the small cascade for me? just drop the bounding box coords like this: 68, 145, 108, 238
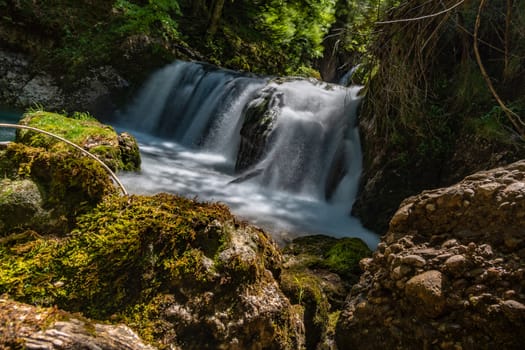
237, 80, 362, 201
119, 61, 266, 155
117, 60, 377, 247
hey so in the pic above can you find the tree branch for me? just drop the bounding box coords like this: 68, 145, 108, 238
376, 0, 464, 24
473, 0, 525, 137
0, 123, 128, 195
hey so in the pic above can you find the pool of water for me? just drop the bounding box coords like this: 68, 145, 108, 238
0, 108, 23, 142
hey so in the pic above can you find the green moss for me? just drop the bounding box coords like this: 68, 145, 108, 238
0, 193, 234, 317
283, 235, 371, 281
322, 238, 371, 280
15, 110, 140, 171
17, 111, 116, 150
0, 192, 290, 348
280, 268, 329, 349
281, 235, 371, 348
0, 143, 116, 233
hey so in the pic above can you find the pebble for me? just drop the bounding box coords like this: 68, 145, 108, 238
478, 244, 493, 258
442, 239, 459, 249
426, 203, 436, 212
401, 255, 427, 267
444, 255, 467, 276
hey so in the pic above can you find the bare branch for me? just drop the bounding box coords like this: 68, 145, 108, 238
376, 0, 464, 24
473, 0, 525, 137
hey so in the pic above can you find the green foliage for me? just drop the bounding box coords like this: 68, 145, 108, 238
178, 0, 339, 74
469, 104, 524, 144
258, 0, 336, 59
114, 0, 180, 40
288, 65, 322, 79
71, 111, 97, 121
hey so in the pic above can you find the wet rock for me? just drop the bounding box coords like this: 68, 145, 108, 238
18, 75, 65, 109
0, 49, 128, 115
235, 85, 282, 173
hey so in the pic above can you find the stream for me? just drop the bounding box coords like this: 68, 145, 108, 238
0, 61, 379, 248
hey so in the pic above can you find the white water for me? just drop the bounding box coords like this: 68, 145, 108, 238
115, 61, 379, 248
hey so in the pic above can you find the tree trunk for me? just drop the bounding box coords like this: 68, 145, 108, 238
207, 0, 226, 37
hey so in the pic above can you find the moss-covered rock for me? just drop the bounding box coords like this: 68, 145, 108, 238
16, 110, 140, 171
0, 142, 116, 235
0, 193, 304, 349
0, 178, 51, 235
280, 235, 371, 350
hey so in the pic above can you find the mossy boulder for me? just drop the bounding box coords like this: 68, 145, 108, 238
0, 193, 304, 349
16, 110, 140, 171
280, 235, 371, 350
0, 142, 117, 235
0, 178, 53, 235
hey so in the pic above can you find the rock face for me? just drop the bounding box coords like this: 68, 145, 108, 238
354, 124, 525, 235
236, 85, 282, 173
337, 160, 525, 349
0, 49, 128, 115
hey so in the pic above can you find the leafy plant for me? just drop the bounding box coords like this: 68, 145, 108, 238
114, 0, 181, 40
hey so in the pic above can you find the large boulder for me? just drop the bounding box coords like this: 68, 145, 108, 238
336, 160, 525, 349
0, 178, 53, 234
0, 193, 304, 349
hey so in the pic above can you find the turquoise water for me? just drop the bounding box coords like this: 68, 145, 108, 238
0, 109, 23, 141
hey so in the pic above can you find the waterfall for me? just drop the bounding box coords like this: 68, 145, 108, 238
119, 61, 266, 160
116, 60, 377, 247
244, 80, 362, 201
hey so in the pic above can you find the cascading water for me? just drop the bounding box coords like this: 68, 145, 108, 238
116, 61, 379, 248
